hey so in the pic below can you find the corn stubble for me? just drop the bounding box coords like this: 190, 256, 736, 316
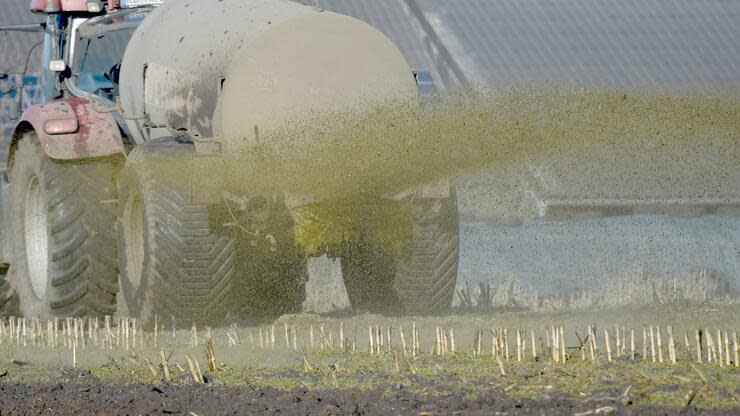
0, 316, 736, 372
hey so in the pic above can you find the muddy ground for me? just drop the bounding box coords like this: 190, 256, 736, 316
0, 365, 737, 415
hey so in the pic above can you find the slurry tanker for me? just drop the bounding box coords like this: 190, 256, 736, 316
0, 0, 459, 324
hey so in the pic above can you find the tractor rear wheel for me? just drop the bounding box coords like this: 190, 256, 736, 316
9, 131, 119, 318
341, 194, 459, 315
117, 146, 235, 327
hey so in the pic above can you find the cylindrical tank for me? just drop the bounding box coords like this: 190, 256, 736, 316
119, 0, 418, 151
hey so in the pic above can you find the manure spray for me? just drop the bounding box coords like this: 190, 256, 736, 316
203, 87, 739, 246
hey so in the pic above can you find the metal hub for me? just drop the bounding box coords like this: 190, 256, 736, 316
123, 193, 145, 291
24, 175, 49, 299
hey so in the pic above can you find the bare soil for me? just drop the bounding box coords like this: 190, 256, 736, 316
0, 368, 736, 415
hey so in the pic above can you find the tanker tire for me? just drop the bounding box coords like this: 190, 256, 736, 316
10, 132, 119, 318
342, 194, 459, 315
393, 195, 459, 314
117, 148, 235, 327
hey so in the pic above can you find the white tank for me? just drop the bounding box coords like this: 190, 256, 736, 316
119, 0, 418, 150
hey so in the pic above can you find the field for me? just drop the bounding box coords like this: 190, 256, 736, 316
0, 305, 737, 414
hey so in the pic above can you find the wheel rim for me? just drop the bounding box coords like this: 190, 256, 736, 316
24, 175, 49, 299
123, 193, 145, 292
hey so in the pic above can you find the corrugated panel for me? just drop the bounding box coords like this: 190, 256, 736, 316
418, 0, 740, 89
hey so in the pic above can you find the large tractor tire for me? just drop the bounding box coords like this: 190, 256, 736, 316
117, 145, 235, 327
9, 132, 119, 318
223, 195, 308, 322
341, 194, 459, 315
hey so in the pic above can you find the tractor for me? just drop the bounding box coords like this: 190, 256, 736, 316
0, 0, 459, 325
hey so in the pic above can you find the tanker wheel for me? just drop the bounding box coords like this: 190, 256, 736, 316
117, 147, 235, 327
224, 196, 307, 322
341, 194, 459, 315
9, 131, 119, 318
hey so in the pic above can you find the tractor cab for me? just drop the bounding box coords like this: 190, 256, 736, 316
27, 0, 160, 104
1, 1, 161, 121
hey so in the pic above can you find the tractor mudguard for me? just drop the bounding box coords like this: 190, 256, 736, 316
14, 97, 124, 160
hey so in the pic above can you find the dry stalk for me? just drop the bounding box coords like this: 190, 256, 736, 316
496, 350, 506, 376
491, 329, 498, 358
604, 328, 612, 362
560, 326, 566, 363
411, 322, 418, 356
477, 329, 483, 358
185, 355, 203, 383
434, 327, 441, 356
516, 329, 522, 362
205, 338, 217, 372
399, 327, 407, 356
723, 330, 730, 366
683, 332, 691, 362
503, 328, 509, 361
132, 318, 137, 349
284, 323, 290, 349
339, 322, 344, 351
145, 359, 159, 378
376, 325, 382, 354
531, 329, 537, 360
302, 355, 313, 373
695, 329, 702, 364
667, 325, 676, 365
580, 334, 587, 362
270, 324, 275, 349
689, 362, 708, 384
293, 326, 298, 351
450, 328, 455, 354
193, 358, 204, 382
415, 326, 421, 356
406, 357, 417, 375
319, 324, 327, 350
630, 329, 635, 361
352, 325, 357, 351
733, 331, 738, 368
387, 327, 392, 355
656, 326, 663, 364
588, 327, 596, 362
716, 329, 724, 367
649, 326, 656, 363
159, 350, 171, 382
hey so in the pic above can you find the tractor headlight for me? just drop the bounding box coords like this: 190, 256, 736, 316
87, 1, 103, 13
